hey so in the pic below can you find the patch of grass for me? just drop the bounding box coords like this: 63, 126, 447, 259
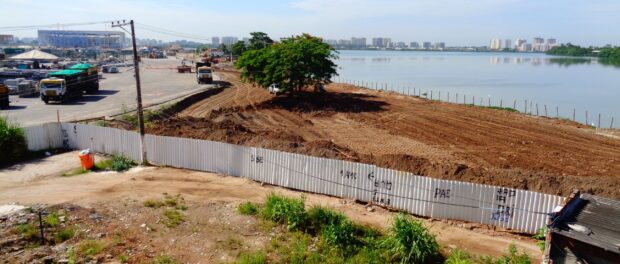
55, 227, 75, 243
118, 253, 129, 263
224, 237, 243, 250
44, 212, 60, 227
62, 167, 90, 177
0, 116, 27, 166
445, 249, 473, 264
144, 199, 165, 208
79, 239, 106, 256
152, 254, 178, 264
110, 155, 134, 172
16, 222, 38, 239
483, 106, 519, 113
163, 209, 185, 228
382, 213, 440, 264
235, 251, 267, 264
533, 227, 547, 252
67, 247, 77, 264
238, 201, 259, 215
261, 193, 306, 230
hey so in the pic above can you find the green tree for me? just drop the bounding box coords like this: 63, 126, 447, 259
0, 117, 27, 166
231, 41, 247, 56
218, 43, 230, 54
248, 32, 274, 50
235, 33, 338, 93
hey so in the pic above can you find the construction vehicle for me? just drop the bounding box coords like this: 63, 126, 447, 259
39, 63, 99, 104
196, 66, 213, 84
0, 83, 9, 109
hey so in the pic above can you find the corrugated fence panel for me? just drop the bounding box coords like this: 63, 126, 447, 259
22, 123, 564, 234
24, 123, 64, 151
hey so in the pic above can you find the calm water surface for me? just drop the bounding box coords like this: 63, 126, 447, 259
335, 50, 620, 127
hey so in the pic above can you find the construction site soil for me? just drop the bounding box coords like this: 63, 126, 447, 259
116, 69, 620, 199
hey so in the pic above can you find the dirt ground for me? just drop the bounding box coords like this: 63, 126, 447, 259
0, 152, 542, 263
134, 67, 620, 199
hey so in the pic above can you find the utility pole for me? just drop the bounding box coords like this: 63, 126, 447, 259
112, 20, 147, 164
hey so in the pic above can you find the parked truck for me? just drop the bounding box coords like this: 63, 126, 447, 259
0, 83, 9, 109
4, 78, 38, 97
39, 63, 99, 104
196, 66, 213, 84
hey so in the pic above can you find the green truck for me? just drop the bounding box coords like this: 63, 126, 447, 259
39, 63, 99, 104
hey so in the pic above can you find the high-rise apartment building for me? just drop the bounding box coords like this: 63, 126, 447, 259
490, 39, 502, 50
434, 42, 445, 50
546, 38, 557, 50
533, 37, 545, 52
338, 39, 352, 46
221, 36, 238, 46
324, 39, 338, 46
409, 42, 420, 49
505, 39, 512, 50
422, 42, 432, 49
351, 37, 367, 48
211, 37, 220, 47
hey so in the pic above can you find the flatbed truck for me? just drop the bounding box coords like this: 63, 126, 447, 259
39, 63, 99, 104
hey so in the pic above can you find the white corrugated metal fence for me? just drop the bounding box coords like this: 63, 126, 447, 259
23, 122, 563, 233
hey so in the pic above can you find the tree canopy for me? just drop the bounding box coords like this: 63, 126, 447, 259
547, 44, 620, 67
231, 41, 247, 56
248, 32, 274, 50
218, 43, 229, 54
235, 33, 338, 93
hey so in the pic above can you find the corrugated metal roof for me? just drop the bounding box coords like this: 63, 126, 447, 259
49, 69, 83, 76
554, 194, 620, 253
69, 63, 94, 70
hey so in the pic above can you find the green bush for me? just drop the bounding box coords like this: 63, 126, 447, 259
261, 193, 306, 230
238, 202, 259, 215
235, 251, 267, 264
44, 212, 60, 227
306, 206, 356, 248
445, 249, 473, 264
55, 227, 75, 243
163, 209, 185, 227
79, 239, 106, 256
16, 223, 38, 239
382, 214, 439, 264
110, 155, 134, 172
498, 244, 532, 264
0, 117, 27, 166
152, 255, 178, 264
532, 227, 547, 252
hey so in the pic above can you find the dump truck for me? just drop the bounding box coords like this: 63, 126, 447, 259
196, 66, 213, 84
39, 63, 99, 104
0, 83, 9, 109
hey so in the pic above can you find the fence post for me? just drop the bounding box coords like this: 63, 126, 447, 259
544, 105, 547, 117
598, 113, 601, 129
530, 101, 533, 115
448, 92, 450, 102
438, 91, 441, 102
513, 100, 516, 109
488, 97, 491, 107
536, 104, 539, 116
573, 109, 576, 122
611, 117, 615, 129
431, 90, 433, 100
500, 99, 503, 108
472, 96, 475, 105
556, 106, 559, 118
480, 97, 483, 106
586, 111, 588, 125
525, 100, 528, 114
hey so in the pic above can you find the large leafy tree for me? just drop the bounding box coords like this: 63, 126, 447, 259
248, 32, 274, 50
231, 41, 247, 56
218, 43, 230, 54
235, 33, 338, 93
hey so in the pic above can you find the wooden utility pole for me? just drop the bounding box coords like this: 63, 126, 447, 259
112, 20, 147, 164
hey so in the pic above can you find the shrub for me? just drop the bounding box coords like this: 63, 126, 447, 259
152, 255, 178, 264
163, 209, 185, 227
238, 201, 259, 215
382, 214, 439, 264
445, 249, 473, 264
499, 244, 531, 264
235, 251, 267, 264
306, 206, 346, 233
322, 218, 356, 249
55, 227, 75, 243
0, 117, 27, 166
44, 212, 60, 227
79, 239, 106, 256
110, 155, 134, 172
533, 227, 547, 252
16, 223, 38, 239
144, 199, 165, 208
261, 193, 306, 230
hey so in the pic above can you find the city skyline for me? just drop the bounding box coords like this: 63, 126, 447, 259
1, 0, 619, 47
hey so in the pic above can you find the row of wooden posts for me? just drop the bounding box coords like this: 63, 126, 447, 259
334, 78, 616, 129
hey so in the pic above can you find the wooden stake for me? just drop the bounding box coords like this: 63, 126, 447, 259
586, 111, 589, 125
573, 109, 576, 121
611, 117, 614, 129
500, 99, 503, 108
536, 104, 539, 116
525, 100, 528, 113
488, 97, 491, 107
598, 113, 601, 128
513, 100, 516, 109
556, 106, 559, 118
544, 105, 547, 117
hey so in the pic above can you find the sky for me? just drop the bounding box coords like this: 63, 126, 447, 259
1, 0, 619, 46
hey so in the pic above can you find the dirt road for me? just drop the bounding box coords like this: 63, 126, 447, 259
0, 152, 542, 261
141, 69, 620, 199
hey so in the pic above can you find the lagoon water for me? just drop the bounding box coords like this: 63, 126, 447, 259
335, 50, 620, 127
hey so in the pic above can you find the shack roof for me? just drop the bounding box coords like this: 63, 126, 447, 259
49, 69, 84, 76
552, 193, 620, 253
10, 50, 58, 60
69, 63, 94, 70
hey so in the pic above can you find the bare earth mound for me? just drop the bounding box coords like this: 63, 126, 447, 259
143, 69, 620, 199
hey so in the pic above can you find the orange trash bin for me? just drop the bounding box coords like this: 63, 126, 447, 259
79, 149, 95, 170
